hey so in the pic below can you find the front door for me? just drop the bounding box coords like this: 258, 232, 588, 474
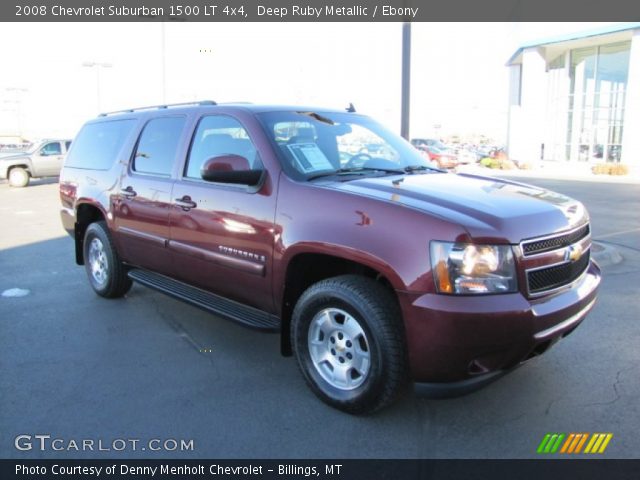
169, 114, 277, 312
33, 141, 65, 177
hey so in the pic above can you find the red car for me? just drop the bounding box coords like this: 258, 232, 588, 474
60, 102, 600, 413
414, 144, 458, 169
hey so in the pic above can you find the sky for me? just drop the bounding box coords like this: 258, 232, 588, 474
0, 22, 622, 143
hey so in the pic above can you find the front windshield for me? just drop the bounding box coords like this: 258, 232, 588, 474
257, 111, 434, 179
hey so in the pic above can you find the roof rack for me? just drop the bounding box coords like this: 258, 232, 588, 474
98, 100, 216, 117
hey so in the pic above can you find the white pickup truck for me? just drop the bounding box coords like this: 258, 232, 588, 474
0, 139, 72, 187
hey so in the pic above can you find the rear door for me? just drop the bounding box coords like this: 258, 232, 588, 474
32, 141, 65, 177
169, 114, 277, 312
113, 115, 188, 275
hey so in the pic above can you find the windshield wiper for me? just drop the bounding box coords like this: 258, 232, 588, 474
308, 167, 404, 181
297, 111, 335, 125
403, 164, 441, 173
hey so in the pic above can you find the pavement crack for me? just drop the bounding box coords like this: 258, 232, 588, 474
471, 410, 528, 434
544, 398, 558, 415
577, 367, 632, 408
148, 294, 220, 373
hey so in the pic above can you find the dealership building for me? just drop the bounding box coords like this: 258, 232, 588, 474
506, 23, 640, 168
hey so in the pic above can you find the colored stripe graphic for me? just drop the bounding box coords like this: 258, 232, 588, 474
574, 433, 588, 453
598, 434, 613, 453
567, 434, 583, 453
537, 434, 551, 454
560, 433, 575, 453
538, 433, 565, 454
585, 433, 614, 454
545, 434, 558, 453
539, 433, 613, 454
550, 434, 565, 453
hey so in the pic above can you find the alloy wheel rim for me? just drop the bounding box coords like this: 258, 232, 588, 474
308, 308, 371, 390
88, 237, 108, 286
10, 170, 25, 183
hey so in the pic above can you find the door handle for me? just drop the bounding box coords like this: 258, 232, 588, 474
175, 196, 197, 210
121, 186, 137, 198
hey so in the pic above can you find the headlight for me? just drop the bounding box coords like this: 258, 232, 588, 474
430, 241, 517, 294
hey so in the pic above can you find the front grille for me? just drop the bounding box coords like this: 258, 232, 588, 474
522, 224, 590, 256
527, 250, 590, 294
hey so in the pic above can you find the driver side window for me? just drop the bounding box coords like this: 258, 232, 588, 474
40, 142, 62, 156
185, 115, 262, 180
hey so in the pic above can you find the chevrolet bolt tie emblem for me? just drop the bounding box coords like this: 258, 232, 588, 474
566, 244, 583, 262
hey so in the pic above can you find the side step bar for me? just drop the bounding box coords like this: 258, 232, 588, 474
128, 269, 280, 332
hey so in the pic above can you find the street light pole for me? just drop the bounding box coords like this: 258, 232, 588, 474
5, 87, 28, 138
82, 61, 113, 113
161, 22, 167, 103
400, 22, 411, 140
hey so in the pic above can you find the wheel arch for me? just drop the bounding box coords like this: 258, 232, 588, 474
278, 246, 404, 357
7, 163, 32, 175
74, 202, 107, 265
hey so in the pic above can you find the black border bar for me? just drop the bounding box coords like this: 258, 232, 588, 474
3, 459, 640, 480
3, 0, 640, 22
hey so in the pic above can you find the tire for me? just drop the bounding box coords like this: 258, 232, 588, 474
8, 167, 30, 187
291, 275, 408, 414
83, 221, 132, 298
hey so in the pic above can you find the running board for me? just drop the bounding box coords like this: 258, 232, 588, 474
127, 269, 280, 332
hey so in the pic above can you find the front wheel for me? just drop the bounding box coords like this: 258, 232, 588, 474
8, 167, 30, 187
291, 275, 408, 414
83, 221, 132, 298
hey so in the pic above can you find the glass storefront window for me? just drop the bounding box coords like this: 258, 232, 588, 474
566, 41, 630, 162
543, 54, 568, 160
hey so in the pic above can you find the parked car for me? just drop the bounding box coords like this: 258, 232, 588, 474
411, 137, 448, 151
60, 101, 600, 414
453, 147, 481, 164
418, 145, 458, 169
0, 139, 72, 187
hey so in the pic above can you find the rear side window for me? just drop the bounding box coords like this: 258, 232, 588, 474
65, 119, 136, 170
40, 142, 62, 156
133, 116, 186, 177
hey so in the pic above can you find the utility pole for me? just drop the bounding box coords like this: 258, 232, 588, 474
161, 22, 167, 103
82, 61, 113, 113
5, 87, 28, 138
400, 22, 411, 140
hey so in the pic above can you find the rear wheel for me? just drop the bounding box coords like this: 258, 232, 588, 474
83, 221, 132, 298
8, 167, 30, 187
292, 275, 408, 414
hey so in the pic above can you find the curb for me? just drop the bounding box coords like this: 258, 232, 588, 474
455, 165, 640, 185
591, 241, 623, 267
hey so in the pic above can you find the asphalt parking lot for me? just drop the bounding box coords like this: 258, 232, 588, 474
1, 175, 638, 459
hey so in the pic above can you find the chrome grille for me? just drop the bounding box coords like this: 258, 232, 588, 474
527, 250, 590, 294
522, 224, 590, 256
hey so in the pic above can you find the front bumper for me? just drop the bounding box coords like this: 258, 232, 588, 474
399, 260, 601, 387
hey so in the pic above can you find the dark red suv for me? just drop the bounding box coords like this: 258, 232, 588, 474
60, 101, 600, 413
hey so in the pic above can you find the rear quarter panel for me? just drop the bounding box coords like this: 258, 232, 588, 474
59, 116, 144, 252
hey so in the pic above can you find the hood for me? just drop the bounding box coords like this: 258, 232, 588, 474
322, 172, 588, 243
0, 152, 29, 161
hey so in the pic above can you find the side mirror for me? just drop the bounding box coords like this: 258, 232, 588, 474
200, 155, 262, 186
